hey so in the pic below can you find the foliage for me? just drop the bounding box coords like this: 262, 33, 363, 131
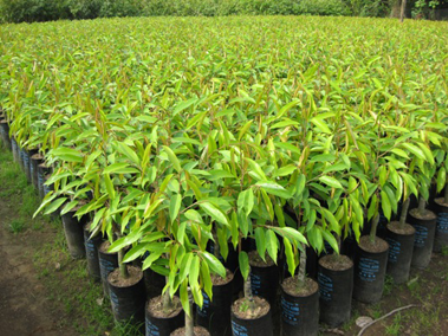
1, 16, 448, 313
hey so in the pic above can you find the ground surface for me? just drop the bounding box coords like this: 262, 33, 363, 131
0, 147, 447, 336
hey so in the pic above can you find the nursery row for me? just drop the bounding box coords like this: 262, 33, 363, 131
0, 16, 448, 336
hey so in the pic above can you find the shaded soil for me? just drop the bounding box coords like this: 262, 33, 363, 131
232, 296, 270, 320
249, 250, 275, 267
211, 268, 234, 285
387, 221, 415, 235
108, 266, 143, 287
147, 295, 182, 318
319, 254, 353, 271
171, 326, 210, 336
359, 236, 389, 253
281, 277, 318, 297
409, 208, 437, 220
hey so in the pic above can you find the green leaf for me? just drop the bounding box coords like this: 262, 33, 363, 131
239, 251, 250, 280
237, 189, 254, 217
163, 146, 182, 173
437, 168, 446, 193
310, 117, 331, 134
202, 251, 226, 278
173, 97, 198, 116
52, 147, 84, 162
283, 238, 296, 277
256, 182, 292, 199
272, 227, 307, 247
266, 230, 279, 264
381, 190, 391, 221
321, 230, 339, 255
169, 194, 182, 224
401, 143, 427, 161
200, 202, 229, 226
117, 142, 140, 165
44, 197, 67, 215
255, 228, 267, 261
103, 162, 130, 175
319, 176, 343, 189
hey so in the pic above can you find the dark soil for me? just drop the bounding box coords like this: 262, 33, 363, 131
171, 326, 210, 336
281, 277, 318, 297
319, 254, 353, 271
108, 265, 142, 287
211, 268, 233, 285
31, 153, 44, 160
388, 221, 416, 235
358, 236, 389, 253
147, 295, 182, 318
249, 250, 275, 267
99, 240, 114, 254
232, 296, 270, 320
435, 198, 448, 208
409, 208, 437, 220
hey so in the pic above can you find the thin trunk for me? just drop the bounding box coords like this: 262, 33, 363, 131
213, 232, 220, 259
444, 185, 448, 204
297, 243, 306, 286
399, 197, 410, 227
185, 290, 194, 336
400, 0, 407, 22
418, 197, 426, 215
370, 214, 380, 244
162, 277, 173, 314
243, 267, 256, 315
118, 248, 129, 279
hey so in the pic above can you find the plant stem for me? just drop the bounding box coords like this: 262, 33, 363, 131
162, 277, 173, 314
297, 243, 306, 287
418, 197, 426, 215
185, 290, 194, 336
118, 248, 129, 279
444, 185, 448, 204
243, 267, 256, 315
399, 197, 410, 228
369, 214, 380, 244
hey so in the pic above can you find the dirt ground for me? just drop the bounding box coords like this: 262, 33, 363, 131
0, 200, 78, 336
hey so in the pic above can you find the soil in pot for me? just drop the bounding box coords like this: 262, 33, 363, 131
231, 296, 273, 336
280, 277, 319, 336
146, 295, 184, 336
196, 269, 234, 336
318, 254, 353, 327
83, 224, 102, 281
30, 153, 44, 192
408, 208, 437, 269
171, 326, 210, 336
433, 198, 448, 253
99, 241, 119, 298
249, 251, 280, 309
108, 265, 146, 324
61, 206, 88, 259
385, 221, 415, 284
353, 236, 389, 304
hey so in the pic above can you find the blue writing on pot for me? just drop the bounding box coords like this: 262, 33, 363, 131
231, 321, 248, 336
414, 225, 428, 248
437, 212, 448, 234
100, 258, 116, 280
318, 272, 333, 302
358, 258, 379, 282
86, 239, 96, 259
145, 318, 160, 336
385, 238, 400, 263
110, 290, 119, 313
281, 296, 300, 326
250, 273, 262, 296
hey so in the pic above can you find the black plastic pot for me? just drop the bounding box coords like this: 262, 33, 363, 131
143, 265, 166, 299
11, 138, 19, 163
342, 233, 358, 261
0, 120, 11, 151
145, 296, 184, 336
30, 153, 44, 192
61, 210, 88, 259
38, 164, 52, 201
98, 241, 119, 298
433, 198, 448, 253
385, 222, 415, 284
280, 278, 319, 336
83, 225, 102, 281
408, 209, 437, 269
196, 271, 234, 336
353, 236, 389, 304
108, 266, 146, 324
249, 252, 280, 309
231, 297, 273, 336
19, 147, 27, 173
318, 255, 353, 327
24, 148, 38, 183
209, 241, 242, 295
